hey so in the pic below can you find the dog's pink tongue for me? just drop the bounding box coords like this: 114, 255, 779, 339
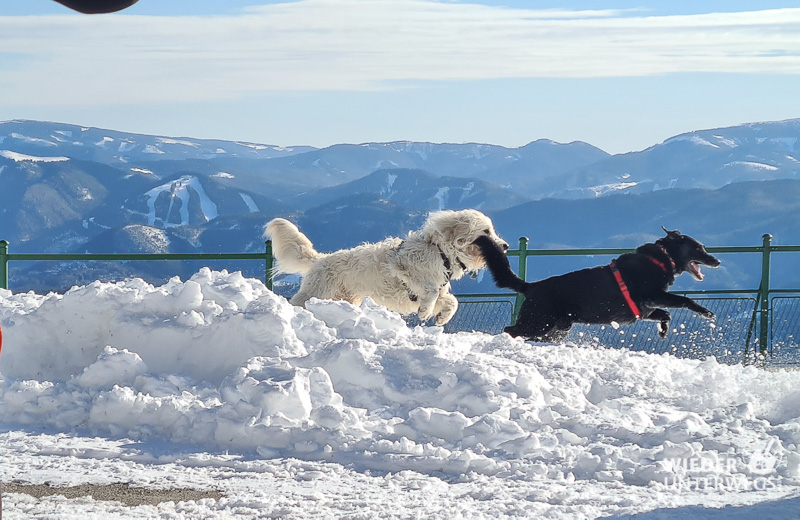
690, 262, 704, 281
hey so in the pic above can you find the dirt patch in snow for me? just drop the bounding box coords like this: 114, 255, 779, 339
1, 481, 224, 507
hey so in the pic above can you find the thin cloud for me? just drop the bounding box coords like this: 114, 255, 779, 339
2, 1, 800, 106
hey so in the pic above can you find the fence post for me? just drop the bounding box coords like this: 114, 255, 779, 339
265, 240, 273, 291
758, 233, 773, 358
0, 240, 8, 290
512, 237, 529, 323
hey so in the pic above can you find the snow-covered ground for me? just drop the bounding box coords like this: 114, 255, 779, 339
1, 269, 800, 519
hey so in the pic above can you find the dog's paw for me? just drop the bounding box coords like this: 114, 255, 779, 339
434, 312, 455, 326
658, 320, 669, 338
434, 306, 458, 326
417, 305, 434, 322
700, 308, 715, 320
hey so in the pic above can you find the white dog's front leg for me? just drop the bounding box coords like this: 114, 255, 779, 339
415, 285, 441, 322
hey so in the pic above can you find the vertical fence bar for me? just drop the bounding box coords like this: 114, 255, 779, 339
0, 240, 8, 290
512, 237, 529, 323
758, 234, 773, 358
265, 240, 273, 291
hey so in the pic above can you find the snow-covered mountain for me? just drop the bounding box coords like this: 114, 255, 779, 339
3, 118, 800, 291
0, 120, 598, 262
0, 119, 609, 195
546, 119, 800, 198
265, 138, 610, 193
491, 178, 800, 292
289, 168, 533, 212
0, 119, 315, 163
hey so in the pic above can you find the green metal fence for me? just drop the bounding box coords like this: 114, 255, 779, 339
0, 240, 274, 291
2, 234, 799, 365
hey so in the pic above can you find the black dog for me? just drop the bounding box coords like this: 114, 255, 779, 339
475, 228, 721, 342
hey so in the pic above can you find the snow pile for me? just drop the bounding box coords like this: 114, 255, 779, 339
2, 269, 800, 492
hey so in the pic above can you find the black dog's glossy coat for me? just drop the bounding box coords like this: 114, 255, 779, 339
475, 229, 721, 342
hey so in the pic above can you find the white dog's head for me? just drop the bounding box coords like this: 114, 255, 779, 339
422, 209, 508, 271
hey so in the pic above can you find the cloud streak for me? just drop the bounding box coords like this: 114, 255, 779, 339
3, 0, 800, 106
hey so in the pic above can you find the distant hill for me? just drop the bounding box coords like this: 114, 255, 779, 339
491, 179, 800, 291
289, 168, 533, 212
2, 118, 800, 292
543, 119, 800, 198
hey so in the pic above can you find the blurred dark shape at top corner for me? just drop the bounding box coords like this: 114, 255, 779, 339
52, 0, 139, 14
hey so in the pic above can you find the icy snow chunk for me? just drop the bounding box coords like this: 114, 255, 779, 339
400, 407, 471, 441
75, 346, 147, 389
220, 357, 344, 427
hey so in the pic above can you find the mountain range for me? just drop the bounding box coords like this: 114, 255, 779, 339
2, 118, 800, 292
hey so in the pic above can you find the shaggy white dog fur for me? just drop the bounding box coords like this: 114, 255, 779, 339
264, 209, 509, 325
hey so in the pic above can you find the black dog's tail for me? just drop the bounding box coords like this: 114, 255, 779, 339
474, 235, 530, 294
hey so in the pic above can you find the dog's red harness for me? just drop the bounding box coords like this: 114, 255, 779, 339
610, 260, 641, 319
610, 247, 675, 320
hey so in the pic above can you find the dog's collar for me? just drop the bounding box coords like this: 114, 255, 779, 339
649, 244, 676, 274
395, 240, 466, 274
437, 245, 467, 281
610, 259, 641, 319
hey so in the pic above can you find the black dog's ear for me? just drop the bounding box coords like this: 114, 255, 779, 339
661, 226, 682, 239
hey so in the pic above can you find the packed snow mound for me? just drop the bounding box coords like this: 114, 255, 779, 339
2, 269, 800, 489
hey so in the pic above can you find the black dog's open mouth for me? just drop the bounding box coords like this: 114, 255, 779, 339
688, 259, 720, 281
688, 261, 705, 281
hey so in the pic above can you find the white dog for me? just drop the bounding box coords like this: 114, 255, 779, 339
264, 209, 509, 325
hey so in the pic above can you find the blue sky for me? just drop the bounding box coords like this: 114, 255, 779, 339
1, 1, 799, 153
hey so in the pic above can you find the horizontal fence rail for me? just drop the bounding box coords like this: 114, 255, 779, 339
0, 240, 275, 291
2, 235, 799, 366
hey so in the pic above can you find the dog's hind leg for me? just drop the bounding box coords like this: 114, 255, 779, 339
543, 324, 571, 343
432, 293, 459, 326
505, 316, 563, 342
290, 284, 353, 307
289, 287, 314, 307
504, 324, 523, 337
507, 296, 569, 342
504, 322, 565, 342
